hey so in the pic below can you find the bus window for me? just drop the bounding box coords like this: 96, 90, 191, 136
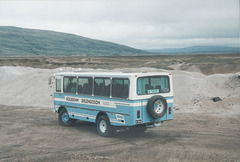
94, 78, 110, 97
112, 78, 129, 98
55, 79, 61, 92
137, 76, 170, 95
78, 77, 92, 95
63, 77, 77, 94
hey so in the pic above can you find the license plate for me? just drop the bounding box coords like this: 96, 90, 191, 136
136, 119, 142, 124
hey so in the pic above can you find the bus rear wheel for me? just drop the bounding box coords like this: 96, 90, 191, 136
58, 109, 74, 126
97, 115, 114, 137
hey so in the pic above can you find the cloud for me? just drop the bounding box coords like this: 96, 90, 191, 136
0, 0, 238, 49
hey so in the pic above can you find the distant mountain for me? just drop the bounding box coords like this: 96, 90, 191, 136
145, 46, 240, 54
0, 26, 148, 56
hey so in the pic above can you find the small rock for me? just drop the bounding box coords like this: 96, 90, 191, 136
212, 97, 222, 102
238, 75, 240, 79
174, 107, 180, 110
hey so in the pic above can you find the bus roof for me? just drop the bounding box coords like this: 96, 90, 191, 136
54, 71, 171, 78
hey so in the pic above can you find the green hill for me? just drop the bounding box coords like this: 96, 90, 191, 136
0, 26, 148, 56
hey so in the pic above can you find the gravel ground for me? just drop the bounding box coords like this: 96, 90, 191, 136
0, 105, 239, 162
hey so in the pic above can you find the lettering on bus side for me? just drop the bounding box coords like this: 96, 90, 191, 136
81, 99, 100, 105
66, 97, 79, 102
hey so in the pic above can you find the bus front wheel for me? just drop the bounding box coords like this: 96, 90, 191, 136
58, 109, 74, 126
97, 115, 114, 137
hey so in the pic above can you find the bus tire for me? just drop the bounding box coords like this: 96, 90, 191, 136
147, 95, 167, 119
97, 115, 114, 137
58, 109, 74, 126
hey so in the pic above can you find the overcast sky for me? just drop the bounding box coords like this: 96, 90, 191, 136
0, 0, 239, 49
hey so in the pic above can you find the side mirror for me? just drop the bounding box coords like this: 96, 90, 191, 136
48, 76, 54, 85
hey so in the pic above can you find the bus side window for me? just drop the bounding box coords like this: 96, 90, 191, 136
78, 77, 92, 95
112, 78, 129, 98
56, 79, 62, 92
63, 77, 77, 94
94, 78, 110, 97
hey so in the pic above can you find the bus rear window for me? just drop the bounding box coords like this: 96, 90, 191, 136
137, 76, 170, 95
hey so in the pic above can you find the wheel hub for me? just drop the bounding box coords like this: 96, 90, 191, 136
154, 100, 163, 114
62, 113, 69, 123
99, 120, 107, 133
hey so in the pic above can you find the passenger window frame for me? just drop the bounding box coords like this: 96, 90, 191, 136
94, 77, 111, 97
55, 78, 62, 93
77, 77, 93, 96
63, 76, 77, 94
112, 78, 130, 99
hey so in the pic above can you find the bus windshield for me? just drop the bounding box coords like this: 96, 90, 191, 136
137, 76, 170, 95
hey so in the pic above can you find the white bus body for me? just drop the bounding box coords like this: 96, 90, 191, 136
52, 71, 173, 136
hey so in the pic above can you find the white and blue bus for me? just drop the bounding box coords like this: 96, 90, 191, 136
51, 71, 173, 136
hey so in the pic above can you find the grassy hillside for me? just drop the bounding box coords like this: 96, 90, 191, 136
0, 26, 148, 56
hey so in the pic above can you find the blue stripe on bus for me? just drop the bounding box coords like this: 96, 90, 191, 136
55, 101, 131, 116
54, 93, 173, 102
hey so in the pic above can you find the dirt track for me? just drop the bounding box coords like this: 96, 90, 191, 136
0, 105, 239, 161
